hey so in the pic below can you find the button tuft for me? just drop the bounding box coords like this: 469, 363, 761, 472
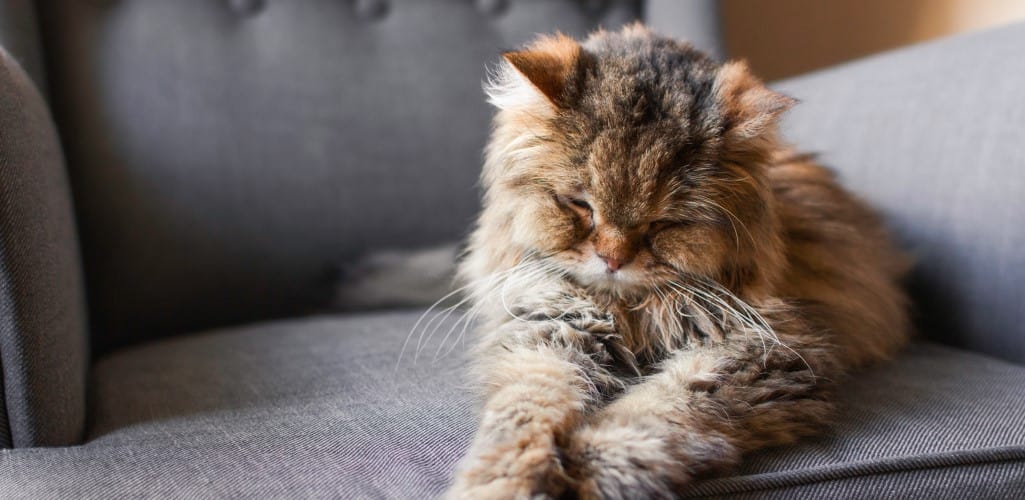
477, 0, 509, 17
354, 0, 389, 21
227, 0, 265, 16
582, 0, 607, 15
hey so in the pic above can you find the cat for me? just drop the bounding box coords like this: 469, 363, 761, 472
445, 24, 911, 499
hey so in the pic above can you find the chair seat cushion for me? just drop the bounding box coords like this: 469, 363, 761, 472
1, 311, 1023, 498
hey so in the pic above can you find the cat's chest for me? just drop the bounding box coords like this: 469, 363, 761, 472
608, 301, 722, 368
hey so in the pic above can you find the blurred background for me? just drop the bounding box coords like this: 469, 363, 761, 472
722, 0, 1025, 80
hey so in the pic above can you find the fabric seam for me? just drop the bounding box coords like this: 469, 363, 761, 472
686, 445, 1025, 496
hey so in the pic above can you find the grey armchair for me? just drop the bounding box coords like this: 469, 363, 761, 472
0, 1, 1022, 497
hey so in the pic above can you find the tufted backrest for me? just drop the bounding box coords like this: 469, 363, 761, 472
35, 1, 719, 353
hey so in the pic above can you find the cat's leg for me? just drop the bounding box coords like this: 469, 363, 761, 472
447, 308, 631, 499
567, 311, 840, 499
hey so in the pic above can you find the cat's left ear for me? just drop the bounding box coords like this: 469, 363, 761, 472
714, 61, 796, 140
502, 33, 584, 108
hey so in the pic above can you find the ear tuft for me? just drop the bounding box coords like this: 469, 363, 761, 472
502, 33, 582, 107
714, 61, 796, 140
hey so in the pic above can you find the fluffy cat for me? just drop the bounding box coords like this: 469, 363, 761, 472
447, 24, 910, 499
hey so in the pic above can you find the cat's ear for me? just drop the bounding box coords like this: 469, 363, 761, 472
714, 61, 796, 140
502, 33, 583, 108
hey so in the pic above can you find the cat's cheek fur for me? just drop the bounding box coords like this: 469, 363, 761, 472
651, 225, 731, 280
509, 196, 582, 255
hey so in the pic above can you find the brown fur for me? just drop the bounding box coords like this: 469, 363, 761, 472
503, 33, 584, 107
447, 24, 910, 499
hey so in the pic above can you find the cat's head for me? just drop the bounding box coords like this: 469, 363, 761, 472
479, 24, 793, 298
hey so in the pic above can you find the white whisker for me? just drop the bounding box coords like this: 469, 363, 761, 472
664, 275, 815, 377
397, 265, 519, 368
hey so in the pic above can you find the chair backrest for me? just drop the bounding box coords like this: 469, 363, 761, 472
35, 0, 721, 353
775, 24, 1025, 364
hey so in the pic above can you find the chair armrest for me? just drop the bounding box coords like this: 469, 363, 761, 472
0, 47, 88, 447
772, 23, 1025, 364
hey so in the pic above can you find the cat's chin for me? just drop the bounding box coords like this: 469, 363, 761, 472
570, 269, 647, 297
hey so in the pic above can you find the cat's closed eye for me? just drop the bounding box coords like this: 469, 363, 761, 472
648, 220, 690, 234
555, 194, 591, 210
556, 194, 593, 216
569, 198, 591, 211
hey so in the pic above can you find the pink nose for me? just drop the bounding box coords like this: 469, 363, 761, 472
600, 255, 626, 272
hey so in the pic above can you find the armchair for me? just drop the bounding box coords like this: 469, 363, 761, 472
0, 1, 1022, 497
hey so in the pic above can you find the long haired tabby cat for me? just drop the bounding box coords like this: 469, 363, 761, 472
447, 24, 910, 499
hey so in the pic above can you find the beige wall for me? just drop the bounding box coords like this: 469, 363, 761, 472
722, 0, 1025, 81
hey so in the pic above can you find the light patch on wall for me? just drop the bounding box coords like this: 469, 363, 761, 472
722, 0, 1025, 80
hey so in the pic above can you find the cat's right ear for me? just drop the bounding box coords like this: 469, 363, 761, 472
501, 33, 583, 108
713, 61, 796, 141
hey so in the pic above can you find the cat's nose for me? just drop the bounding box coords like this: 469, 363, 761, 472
593, 227, 638, 273
599, 254, 630, 272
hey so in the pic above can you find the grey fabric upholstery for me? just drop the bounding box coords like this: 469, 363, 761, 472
0, 312, 1022, 498
35, 0, 645, 352
0, 312, 475, 498
0, 47, 88, 448
772, 24, 1025, 364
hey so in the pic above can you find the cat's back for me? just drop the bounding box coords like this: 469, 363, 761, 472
768, 152, 911, 366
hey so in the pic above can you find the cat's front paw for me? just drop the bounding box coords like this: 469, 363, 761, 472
447, 435, 573, 500
567, 424, 685, 500
566, 424, 736, 500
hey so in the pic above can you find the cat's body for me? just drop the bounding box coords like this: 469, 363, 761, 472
448, 25, 909, 499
